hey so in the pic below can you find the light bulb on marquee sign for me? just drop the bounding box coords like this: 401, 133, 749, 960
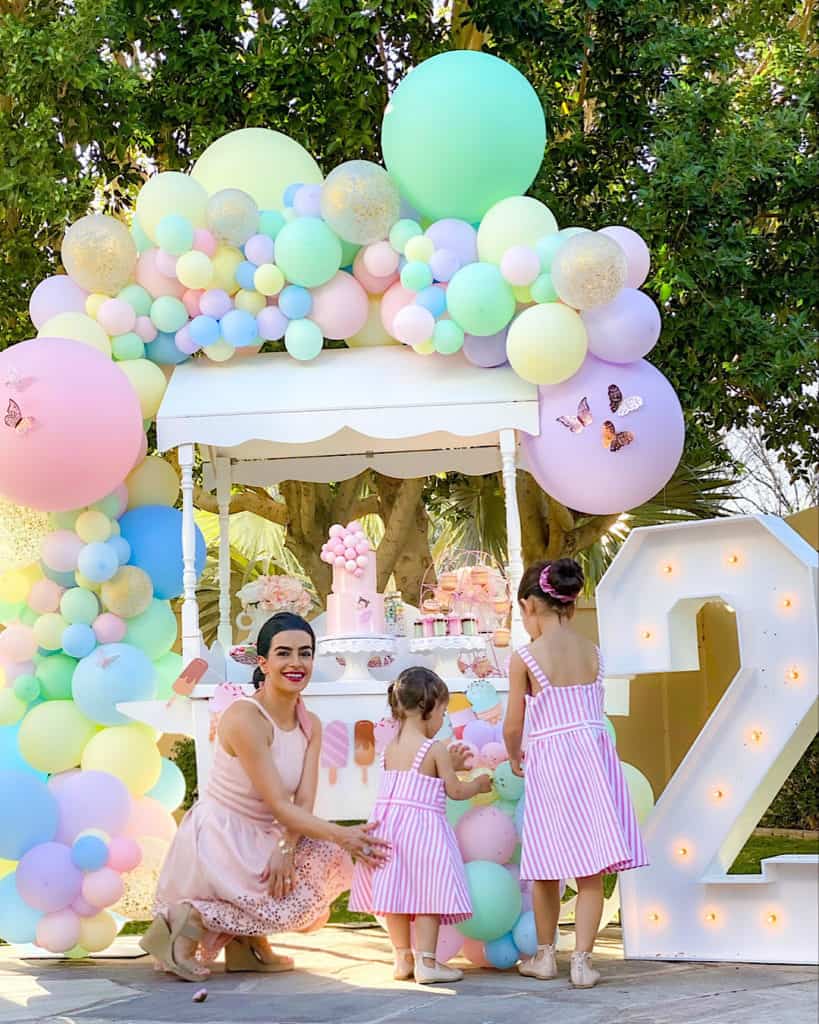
597, 516, 818, 964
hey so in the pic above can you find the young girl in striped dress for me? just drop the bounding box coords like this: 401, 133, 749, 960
504, 559, 648, 989
350, 667, 492, 984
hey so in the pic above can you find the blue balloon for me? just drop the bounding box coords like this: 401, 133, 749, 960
77, 541, 119, 583
72, 642, 156, 726
278, 285, 312, 320
221, 309, 258, 347
514, 792, 525, 838
0, 874, 42, 943
119, 505, 206, 600
107, 536, 131, 566
235, 260, 257, 289
416, 285, 447, 318
146, 331, 190, 366
283, 183, 302, 207
0, 724, 46, 780
189, 315, 220, 348
40, 562, 76, 588
485, 931, 520, 969
61, 623, 97, 659
0, 771, 58, 860
71, 834, 109, 871
512, 910, 538, 956
147, 757, 187, 812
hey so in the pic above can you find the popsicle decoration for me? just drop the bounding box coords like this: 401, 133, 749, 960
374, 716, 399, 754
354, 720, 376, 783
322, 720, 349, 785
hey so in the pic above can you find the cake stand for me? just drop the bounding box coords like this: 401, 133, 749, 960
316, 635, 399, 683
408, 634, 487, 679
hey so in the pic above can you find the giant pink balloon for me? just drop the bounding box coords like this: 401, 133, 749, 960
0, 338, 144, 512
581, 288, 661, 364
29, 276, 88, 329
310, 271, 369, 340
521, 355, 684, 515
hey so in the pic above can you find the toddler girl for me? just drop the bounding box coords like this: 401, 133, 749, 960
504, 559, 648, 989
350, 667, 491, 984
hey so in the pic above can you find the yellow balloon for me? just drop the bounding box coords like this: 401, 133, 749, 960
192, 128, 322, 210
38, 312, 112, 358
211, 244, 243, 294
32, 611, 67, 651
61, 215, 137, 294
203, 339, 235, 362
477, 196, 558, 264
78, 911, 118, 953
0, 504, 50, 575
101, 566, 153, 619
513, 284, 533, 305
413, 339, 436, 355
75, 510, 113, 544
0, 858, 16, 881
254, 264, 284, 296
506, 303, 588, 385
175, 250, 213, 290
85, 293, 109, 319
234, 289, 266, 315
0, 569, 31, 604
81, 723, 161, 795
0, 689, 27, 726
404, 235, 435, 262
462, 768, 498, 806
346, 298, 400, 348
135, 171, 209, 240
117, 358, 168, 419
74, 571, 102, 594
18, 700, 98, 773
126, 456, 180, 509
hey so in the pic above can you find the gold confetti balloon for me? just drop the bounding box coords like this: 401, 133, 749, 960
61, 215, 138, 295
111, 837, 170, 920
320, 161, 400, 245
550, 232, 627, 310
206, 188, 259, 247
0, 501, 50, 573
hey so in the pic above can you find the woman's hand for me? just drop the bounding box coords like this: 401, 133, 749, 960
510, 757, 525, 778
339, 822, 390, 868
261, 843, 297, 900
448, 742, 474, 773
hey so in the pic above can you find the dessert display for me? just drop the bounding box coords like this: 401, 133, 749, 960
320, 521, 386, 637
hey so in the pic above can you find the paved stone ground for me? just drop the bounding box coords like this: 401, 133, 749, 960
0, 926, 816, 1024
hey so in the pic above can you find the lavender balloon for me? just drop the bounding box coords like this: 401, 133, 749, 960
463, 328, 508, 368
29, 276, 88, 329
582, 288, 661, 364
425, 219, 478, 268
16, 842, 82, 913
54, 771, 131, 845
521, 355, 684, 515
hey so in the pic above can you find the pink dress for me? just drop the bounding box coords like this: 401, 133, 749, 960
349, 737, 472, 923
155, 697, 353, 959
518, 646, 648, 882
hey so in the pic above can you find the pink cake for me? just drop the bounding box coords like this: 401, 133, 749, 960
320, 521, 386, 636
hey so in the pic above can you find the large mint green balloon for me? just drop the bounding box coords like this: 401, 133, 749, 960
275, 218, 342, 288
382, 51, 546, 222
35, 653, 77, 700
457, 860, 522, 941
124, 598, 178, 660
154, 651, 183, 700
447, 263, 515, 337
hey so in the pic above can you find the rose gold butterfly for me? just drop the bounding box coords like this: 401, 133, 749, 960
608, 384, 643, 416
601, 420, 634, 452
4, 399, 35, 434
556, 396, 593, 433
98, 654, 120, 669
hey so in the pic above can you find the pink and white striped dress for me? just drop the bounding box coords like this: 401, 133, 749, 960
349, 737, 472, 923
518, 646, 648, 882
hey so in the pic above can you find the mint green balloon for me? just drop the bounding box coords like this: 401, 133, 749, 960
400, 261, 432, 292
35, 653, 77, 700
154, 651, 183, 700
530, 272, 559, 304
382, 51, 546, 222
124, 598, 178, 660
91, 493, 122, 518
259, 209, 285, 239
285, 318, 323, 361
60, 587, 99, 626
112, 333, 145, 361
150, 296, 188, 333
446, 796, 471, 828
457, 860, 522, 941
130, 218, 153, 253
339, 238, 360, 268
156, 214, 194, 256
447, 263, 515, 337
389, 219, 422, 252
0, 600, 23, 625
433, 320, 464, 355
19, 606, 38, 626
118, 284, 153, 316
51, 510, 80, 530
274, 218, 341, 288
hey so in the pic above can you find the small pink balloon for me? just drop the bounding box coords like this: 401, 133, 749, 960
155, 249, 179, 278
344, 547, 356, 560
393, 304, 435, 346
363, 241, 399, 278
435, 923, 464, 963
107, 836, 142, 872
356, 555, 369, 568
353, 249, 399, 295
480, 741, 508, 769
379, 282, 416, 335
334, 556, 346, 568
600, 226, 651, 289
92, 612, 127, 644
199, 288, 232, 318
256, 305, 288, 341
456, 806, 517, 864
182, 289, 203, 317
82, 867, 124, 909
29, 276, 88, 329
0, 623, 38, 662
329, 524, 345, 537
355, 541, 369, 555
123, 796, 177, 844
36, 908, 81, 953
71, 895, 99, 918
97, 298, 136, 336
193, 228, 217, 257
462, 937, 490, 968
41, 530, 84, 573
136, 249, 185, 299
353, 568, 364, 578
244, 234, 274, 266
310, 271, 369, 340
500, 246, 540, 287
345, 559, 357, 572
134, 315, 158, 343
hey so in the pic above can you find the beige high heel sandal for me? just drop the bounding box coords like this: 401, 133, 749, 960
139, 906, 209, 983
224, 937, 295, 973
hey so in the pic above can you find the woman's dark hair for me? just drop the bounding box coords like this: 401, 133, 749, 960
388, 666, 448, 721
518, 558, 584, 619
252, 612, 315, 688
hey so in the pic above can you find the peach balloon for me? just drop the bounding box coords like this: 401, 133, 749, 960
29, 578, 65, 614
310, 271, 369, 340
353, 248, 399, 295
379, 282, 416, 336
123, 796, 177, 844
135, 249, 185, 300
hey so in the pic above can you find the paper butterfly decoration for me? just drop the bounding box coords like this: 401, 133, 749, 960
556, 396, 592, 434
98, 653, 121, 669
1, 368, 29, 392
556, 385, 643, 453
601, 421, 635, 452
5, 399, 34, 434
608, 384, 643, 417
